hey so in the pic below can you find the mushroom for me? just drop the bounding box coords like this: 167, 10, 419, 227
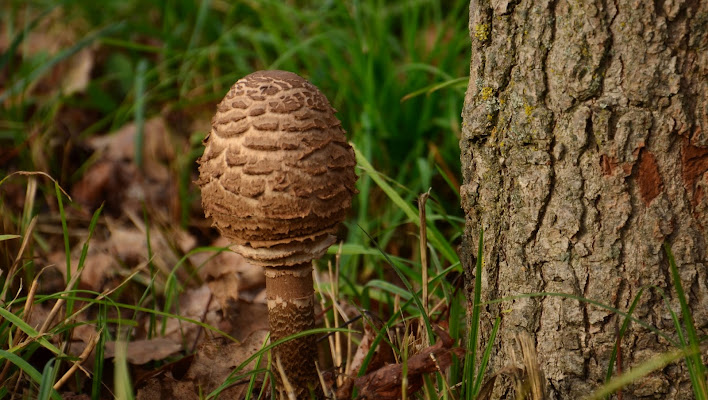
197, 70, 357, 398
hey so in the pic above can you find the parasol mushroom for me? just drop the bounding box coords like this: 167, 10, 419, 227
196, 70, 357, 398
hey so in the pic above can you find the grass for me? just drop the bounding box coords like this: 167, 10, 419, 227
2, 0, 469, 286
1, 0, 470, 398
1, 0, 706, 399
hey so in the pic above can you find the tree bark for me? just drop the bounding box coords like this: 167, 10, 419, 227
460, 0, 708, 398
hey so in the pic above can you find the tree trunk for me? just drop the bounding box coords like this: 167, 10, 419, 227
460, 0, 708, 398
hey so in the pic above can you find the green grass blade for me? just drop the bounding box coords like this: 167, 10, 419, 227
485, 291, 677, 347
604, 287, 645, 395
114, 339, 135, 400
353, 143, 458, 265
356, 302, 411, 377
401, 76, 468, 102
0, 7, 53, 71
66, 203, 104, 324
366, 279, 414, 301
0, 234, 20, 241
359, 226, 434, 343
586, 348, 695, 400
160, 245, 231, 335
665, 243, 708, 398
133, 59, 148, 169
0, 349, 40, 389
207, 327, 352, 399
178, 0, 211, 97
245, 334, 270, 399
55, 182, 71, 287
327, 243, 396, 257
435, 164, 461, 200
0, 350, 61, 400
32, 291, 239, 344
472, 315, 499, 396
38, 359, 57, 400
0, 308, 63, 355
92, 303, 108, 399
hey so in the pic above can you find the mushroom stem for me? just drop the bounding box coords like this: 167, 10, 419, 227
264, 262, 321, 398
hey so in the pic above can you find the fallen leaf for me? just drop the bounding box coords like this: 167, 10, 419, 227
351, 327, 464, 400
206, 273, 240, 312
107, 217, 194, 285
61, 47, 93, 95
225, 299, 269, 341
9, 8, 94, 98
88, 117, 174, 181
50, 250, 115, 292
162, 284, 221, 347
335, 318, 395, 399
347, 319, 394, 376
71, 160, 117, 210
72, 322, 98, 344
135, 330, 270, 400
189, 237, 265, 309
185, 330, 269, 393
105, 338, 183, 365
19, 297, 50, 331
193, 237, 264, 290
108, 225, 150, 264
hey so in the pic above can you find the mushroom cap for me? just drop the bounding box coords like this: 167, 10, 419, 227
197, 70, 358, 266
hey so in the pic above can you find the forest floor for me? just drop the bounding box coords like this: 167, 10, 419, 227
1, 1, 472, 399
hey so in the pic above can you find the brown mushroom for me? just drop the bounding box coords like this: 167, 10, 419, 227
197, 70, 357, 398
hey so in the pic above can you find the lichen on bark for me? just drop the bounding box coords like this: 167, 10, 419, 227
461, 0, 708, 398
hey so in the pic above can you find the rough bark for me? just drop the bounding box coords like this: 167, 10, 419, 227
460, 0, 708, 398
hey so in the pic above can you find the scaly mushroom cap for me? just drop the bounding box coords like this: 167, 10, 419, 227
197, 70, 357, 266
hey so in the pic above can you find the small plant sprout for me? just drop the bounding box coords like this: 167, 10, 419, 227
197, 70, 357, 398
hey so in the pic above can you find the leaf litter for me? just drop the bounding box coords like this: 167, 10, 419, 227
0, 8, 465, 397
1, 96, 276, 397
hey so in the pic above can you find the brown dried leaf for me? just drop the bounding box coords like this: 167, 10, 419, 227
8, 8, 94, 97
72, 322, 98, 344
351, 328, 465, 400
71, 160, 117, 209
89, 116, 174, 178
22, 9, 77, 55
347, 324, 375, 376
61, 47, 93, 95
335, 319, 395, 399
206, 274, 239, 312
163, 285, 222, 346
135, 331, 270, 400
107, 218, 194, 285
185, 329, 270, 393
476, 375, 498, 400
71, 157, 176, 216
224, 299, 269, 341
347, 320, 394, 376
189, 237, 265, 308
108, 226, 150, 264
49, 249, 115, 292
105, 338, 182, 365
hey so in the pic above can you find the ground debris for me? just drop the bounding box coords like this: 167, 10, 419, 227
135, 330, 270, 400
348, 326, 464, 400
